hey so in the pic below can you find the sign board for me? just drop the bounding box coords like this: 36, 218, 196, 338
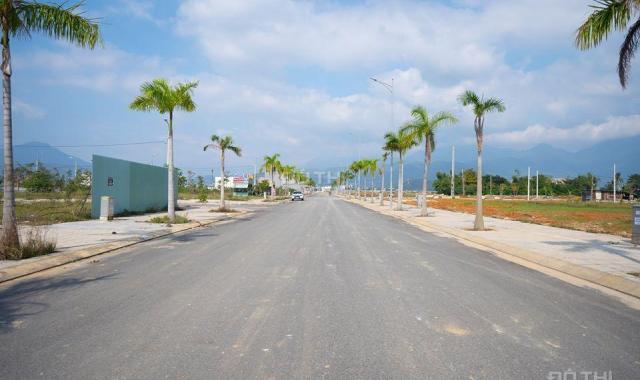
107, 177, 114, 186
635, 217, 640, 226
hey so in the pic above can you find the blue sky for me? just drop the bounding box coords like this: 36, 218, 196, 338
9, 0, 640, 175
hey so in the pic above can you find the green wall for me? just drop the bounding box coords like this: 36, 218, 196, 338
91, 155, 177, 218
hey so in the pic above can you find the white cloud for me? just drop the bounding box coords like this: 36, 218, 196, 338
20, 44, 174, 93
487, 115, 640, 146
14, 100, 45, 120
175, 0, 588, 73
16, 0, 640, 167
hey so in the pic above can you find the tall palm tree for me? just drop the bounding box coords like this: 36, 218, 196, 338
349, 160, 364, 199
576, 0, 640, 88
1, 1, 100, 252
402, 106, 457, 217
280, 165, 295, 194
379, 151, 389, 206
395, 129, 416, 211
130, 78, 198, 223
204, 134, 241, 210
368, 158, 379, 203
383, 132, 400, 209
458, 90, 505, 230
261, 153, 281, 200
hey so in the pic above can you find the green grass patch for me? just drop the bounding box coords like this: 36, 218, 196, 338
209, 207, 238, 213
1, 200, 92, 225
148, 214, 190, 224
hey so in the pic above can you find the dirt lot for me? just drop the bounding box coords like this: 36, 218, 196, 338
409, 197, 634, 237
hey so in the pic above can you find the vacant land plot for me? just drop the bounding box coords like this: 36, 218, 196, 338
0, 200, 91, 225
413, 197, 633, 237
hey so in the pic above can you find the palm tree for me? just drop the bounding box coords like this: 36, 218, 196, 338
394, 129, 416, 211
261, 153, 281, 200
204, 134, 241, 210
0, 1, 100, 252
349, 160, 364, 199
576, 0, 640, 88
458, 90, 505, 230
379, 152, 389, 206
402, 106, 457, 217
130, 79, 198, 223
368, 158, 379, 203
383, 132, 400, 209
280, 165, 295, 194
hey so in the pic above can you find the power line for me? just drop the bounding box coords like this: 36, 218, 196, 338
14, 140, 166, 148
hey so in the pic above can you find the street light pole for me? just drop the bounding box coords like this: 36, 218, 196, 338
370, 76, 395, 208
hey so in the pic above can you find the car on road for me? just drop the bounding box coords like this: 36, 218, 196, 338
291, 191, 304, 201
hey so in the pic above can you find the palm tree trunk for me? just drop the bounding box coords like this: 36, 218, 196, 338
474, 123, 485, 231
270, 169, 275, 200
396, 152, 404, 211
420, 139, 428, 217
389, 154, 394, 209
167, 112, 175, 223
370, 175, 374, 203
2, 32, 19, 252
220, 151, 225, 210
379, 165, 385, 206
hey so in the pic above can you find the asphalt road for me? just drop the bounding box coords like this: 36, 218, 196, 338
1, 194, 639, 379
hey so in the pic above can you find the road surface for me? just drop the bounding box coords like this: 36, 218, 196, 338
1, 194, 639, 379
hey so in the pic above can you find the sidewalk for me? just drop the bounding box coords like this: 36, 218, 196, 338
0, 198, 276, 281
343, 196, 640, 297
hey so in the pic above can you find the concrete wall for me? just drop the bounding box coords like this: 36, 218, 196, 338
91, 155, 176, 218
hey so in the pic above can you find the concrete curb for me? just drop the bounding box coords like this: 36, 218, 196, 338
0, 211, 252, 284
341, 197, 640, 299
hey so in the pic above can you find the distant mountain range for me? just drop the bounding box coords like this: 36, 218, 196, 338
2, 142, 90, 173
306, 136, 640, 188
4, 138, 639, 190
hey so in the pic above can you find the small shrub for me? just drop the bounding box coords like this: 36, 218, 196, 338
0, 228, 56, 260
198, 189, 208, 203
21, 228, 57, 259
148, 214, 190, 224
209, 207, 237, 213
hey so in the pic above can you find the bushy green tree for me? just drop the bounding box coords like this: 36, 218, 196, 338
23, 168, 54, 192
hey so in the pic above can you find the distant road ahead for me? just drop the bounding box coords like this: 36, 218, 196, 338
1, 194, 639, 379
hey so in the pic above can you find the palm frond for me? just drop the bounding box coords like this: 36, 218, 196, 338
431, 111, 458, 126
576, 0, 632, 50
18, 1, 101, 48
481, 98, 506, 113
619, 16, 640, 87
174, 81, 198, 112
458, 90, 480, 107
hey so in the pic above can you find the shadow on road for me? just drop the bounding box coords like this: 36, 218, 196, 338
0, 274, 117, 333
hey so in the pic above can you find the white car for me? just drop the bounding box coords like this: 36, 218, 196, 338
291, 191, 304, 201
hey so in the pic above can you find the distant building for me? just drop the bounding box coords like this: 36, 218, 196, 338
214, 175, 249, 197
551, 177, 567, 184
582, 190, 634, 202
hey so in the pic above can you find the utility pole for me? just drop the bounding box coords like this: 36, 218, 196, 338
489, 175, 492, 196
613, 163, 616, 203
527, 167, 531, 201
536, 170, 539, 199
451, 145, 455, 198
